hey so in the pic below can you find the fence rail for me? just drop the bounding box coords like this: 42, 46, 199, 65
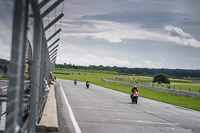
137, 84, 200, 99
114, 77, 200, 93
102, 78, 200, 99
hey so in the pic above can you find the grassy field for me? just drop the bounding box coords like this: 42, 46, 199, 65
54, 70, 200, 112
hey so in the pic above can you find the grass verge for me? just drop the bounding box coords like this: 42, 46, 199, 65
0, 77, 8, 80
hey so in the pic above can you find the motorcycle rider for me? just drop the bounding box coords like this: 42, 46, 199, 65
131, 85, 139, 94
74, 79, 77, 85
130, 85, 139, 104
86, 80, 90, 88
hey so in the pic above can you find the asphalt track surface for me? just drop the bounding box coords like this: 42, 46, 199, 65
0, 80, 8, 88
0, 80, 8, 130
56, 79, 200, 133
0, 80, 8, 94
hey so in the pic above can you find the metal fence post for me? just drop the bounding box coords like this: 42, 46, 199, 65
5, 0, 29, 132
28, 0, 42, 132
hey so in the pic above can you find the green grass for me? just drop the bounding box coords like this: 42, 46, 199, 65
139, 89, 200, 111
0, 77, 8, 80
169, 78, 190, 83
54, 71, 200, 112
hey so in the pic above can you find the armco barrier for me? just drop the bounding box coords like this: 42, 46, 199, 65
102, 78, 130, 86
102, 78, 200, 99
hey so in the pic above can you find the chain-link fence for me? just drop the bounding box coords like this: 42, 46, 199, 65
0, 0, 64, 132
0, 0, 14, 132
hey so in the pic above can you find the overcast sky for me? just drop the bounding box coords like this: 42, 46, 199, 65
0, 0, 196, 70
53, 0, 200, 69
0, 1, 199, 69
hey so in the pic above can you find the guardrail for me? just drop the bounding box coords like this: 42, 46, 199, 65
102, 78, 130, 86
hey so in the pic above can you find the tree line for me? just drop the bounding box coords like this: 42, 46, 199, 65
55, 63, 200, 78
0, 58, 9, 73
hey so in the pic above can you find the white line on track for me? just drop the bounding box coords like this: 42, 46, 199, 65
74, 106, 118, 111
102, 118, 180, 126
1, 86, 7, 89
146, 111, 178, 116
59, 82, 81, 133
1, 86, 8, 91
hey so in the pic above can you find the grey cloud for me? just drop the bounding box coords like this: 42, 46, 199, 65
164, 25, 192, 39
62, 21, 91, 26
61, 20, 100, 34
81, 10, 182, 28
0, 1, 14, 19
181, 20, 200, 26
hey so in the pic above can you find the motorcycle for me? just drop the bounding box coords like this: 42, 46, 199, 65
86, 82, 90, 88
74, 80, 77, 85
130, 90, 139, 104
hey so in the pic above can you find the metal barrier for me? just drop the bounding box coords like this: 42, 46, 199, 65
0, 0, 64, 132
102, 78, 130, 86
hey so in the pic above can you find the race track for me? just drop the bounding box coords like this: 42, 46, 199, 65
55, 79, 200, 133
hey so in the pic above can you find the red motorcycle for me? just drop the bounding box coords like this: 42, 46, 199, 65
130, 90, 139, 104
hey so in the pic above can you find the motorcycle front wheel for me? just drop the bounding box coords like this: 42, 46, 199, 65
135, 98, 138, 104
131, 96, 134, 103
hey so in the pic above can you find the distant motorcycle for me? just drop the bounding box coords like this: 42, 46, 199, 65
74, 79, 77, 85
86, 81, 90, 88
130, 90, 139, 104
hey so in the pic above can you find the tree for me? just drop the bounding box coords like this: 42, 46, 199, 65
0, 64, 8, 73
54, 63, 200, 78
141, 72, 149, 76
153, 73, 170, 84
